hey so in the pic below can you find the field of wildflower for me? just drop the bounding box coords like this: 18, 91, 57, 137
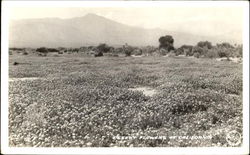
9, 54, 243, 147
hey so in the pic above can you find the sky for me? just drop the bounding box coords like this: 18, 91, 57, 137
9, 6, 244, 39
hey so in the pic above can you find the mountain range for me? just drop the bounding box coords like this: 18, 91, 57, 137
9, 13, 241, 48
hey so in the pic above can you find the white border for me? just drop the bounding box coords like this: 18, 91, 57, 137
1, 1, 249, 155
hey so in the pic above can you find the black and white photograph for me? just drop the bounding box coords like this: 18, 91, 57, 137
1, 1, 249, 154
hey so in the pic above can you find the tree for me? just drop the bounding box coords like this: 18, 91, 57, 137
159, 35, 175, 52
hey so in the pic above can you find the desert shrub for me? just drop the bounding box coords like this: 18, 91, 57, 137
9, 47, 24, 51
180, 45, 193, 56
236, 45, 243, 57
123, 44, 133, 56
133, 49, 142, 56
36, 47, 48, 55
114, 47, 123, 54
88, 46, 94, 50
205, 49, 219, 58
79, 46, 88, 52
167, 51, 176, 57
197, 41, 212, 49
125, 50, 131, 56
22, 51, 28, 55
193, 52, 200, 58
159, 48, 168, 56
66, 48, 79, 53
142, 46, 158, 56
175, 48, 183, 56
58, 47, 66, 51
53, 54, 60, 57
58, 51, 63, 54
47, 48, 59, 53
185, 49, 194, 56
215, 43, 242, 58
96, 43, 112, 53
192, 46, 203, 55
13, 62, 19, 65
38, 53, 46, 57
94, 51, 103, 57
217, 48, 229, 58
216, 42, 234, 49
72, 48, 79, 53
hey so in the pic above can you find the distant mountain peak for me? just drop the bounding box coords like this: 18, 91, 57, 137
71, 13, 109, 22
9, 14, 240, 48
82, 13, 106, 19
84, 13, 99, 17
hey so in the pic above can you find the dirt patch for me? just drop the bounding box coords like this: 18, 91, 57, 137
131, 55, 143, 57
216, 57, 242, 63
129, 87, 158, 97
9, 77, 41, 82
230, 57, 242, 63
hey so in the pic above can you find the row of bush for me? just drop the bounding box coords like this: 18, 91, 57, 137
175, 42, 242, 58
9, 39, 242, 58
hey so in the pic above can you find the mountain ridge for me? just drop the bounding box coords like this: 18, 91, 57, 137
9, 13, 241, 48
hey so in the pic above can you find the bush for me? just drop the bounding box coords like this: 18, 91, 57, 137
114, 47, 123, 54
167, 51, 176, 57
205, 49, 219, 58
197, 41, 212, 49
13, 62, 19, 65
38, 53, 47, 57
123, 44, 133, 56
159, 48, 168, 56
194, 53, 200, 58
125, 50, 131, 57
133, 49, 142, 56
9, 48, 24, 51
237, 45, 243, 57
97, 43, 112, 53
142, 46, 157, 56
216, 42, 234, 49
217, 48, 229, 58
36, 47, 48, 54
94, 51, 103, 57
185, 49, 194, 56
47, 48, 59, 53
175, 48, 183, 56
22, 51, 28, 55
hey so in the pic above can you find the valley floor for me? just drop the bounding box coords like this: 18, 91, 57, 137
8, 54, 243, 147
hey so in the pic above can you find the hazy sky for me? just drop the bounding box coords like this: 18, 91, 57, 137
9, 7, 244, 38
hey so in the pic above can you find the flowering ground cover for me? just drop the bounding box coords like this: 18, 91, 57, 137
8, 54, 242, 147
